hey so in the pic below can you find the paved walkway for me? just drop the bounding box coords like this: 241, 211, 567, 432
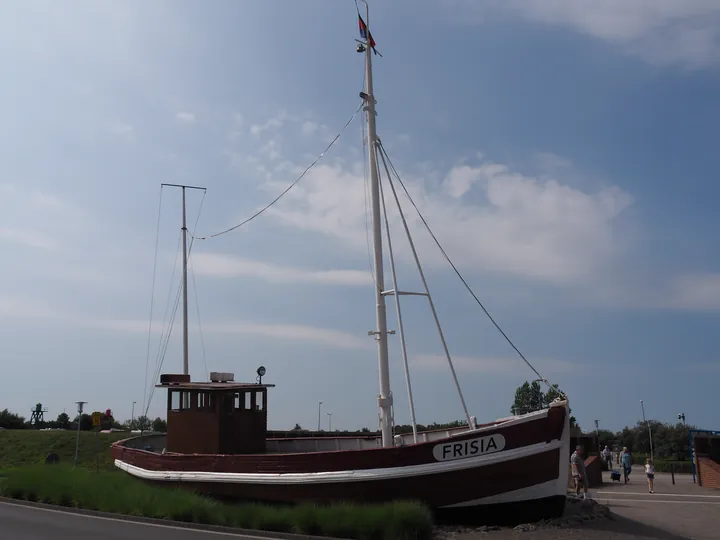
454, 471, 720, 540
590, 470, 720, 540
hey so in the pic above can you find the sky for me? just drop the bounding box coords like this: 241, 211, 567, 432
1, 0, 719, 434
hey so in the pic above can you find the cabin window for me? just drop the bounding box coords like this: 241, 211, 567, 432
234, 392, 241, 409
256, 391, 264, 411
245, 392, 251, 410
180, 391, 192, 410
170, 391, 181, 411
197, 392, 207, 410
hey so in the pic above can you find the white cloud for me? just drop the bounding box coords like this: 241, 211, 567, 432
250, 111, 286, 135
88, 317, 371, 350
262, 157, 633, 285
175, 112, 195, 124
301, 121, 319, 135
533, 152, 572, 172
0, 228, 56, 251
206, 321, 371, 350
411, 354, 576, 374
468, 0, 720, 68
259, 139, 281, 161
0, 295, 65, 320
654, 273, 720, 311
191, 253, 372, 286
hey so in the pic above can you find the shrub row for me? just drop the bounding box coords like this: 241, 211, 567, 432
0, 465, 433, 540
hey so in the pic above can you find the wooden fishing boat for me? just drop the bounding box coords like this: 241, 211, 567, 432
112, 1, 571, 524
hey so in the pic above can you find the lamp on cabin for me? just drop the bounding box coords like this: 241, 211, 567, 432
256, 366, 266, 384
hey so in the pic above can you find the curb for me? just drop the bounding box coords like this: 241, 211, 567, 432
0, 496, 347, 540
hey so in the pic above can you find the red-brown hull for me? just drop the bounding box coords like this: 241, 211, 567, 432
112, 404, 570, 518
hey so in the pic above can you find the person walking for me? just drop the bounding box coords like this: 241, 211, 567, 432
645, 458, 655, 493
571, 445, 589, 499
603, 445, 612, 470
621, 447, 633, 483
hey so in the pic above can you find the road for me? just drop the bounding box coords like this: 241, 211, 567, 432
0, 499, 291, 540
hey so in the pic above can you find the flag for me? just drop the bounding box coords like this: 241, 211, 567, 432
358, 14, 379, 55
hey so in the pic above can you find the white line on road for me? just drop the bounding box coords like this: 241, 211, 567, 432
599, 498, 720, 505
0, 500, 286, 539
596, 491, 720, 499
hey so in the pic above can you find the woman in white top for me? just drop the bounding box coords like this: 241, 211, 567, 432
645, 458, 655, 493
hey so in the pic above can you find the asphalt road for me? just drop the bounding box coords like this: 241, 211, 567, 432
0, 500, 290, 540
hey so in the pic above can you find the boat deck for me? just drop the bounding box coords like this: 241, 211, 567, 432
119, 423, 490, 455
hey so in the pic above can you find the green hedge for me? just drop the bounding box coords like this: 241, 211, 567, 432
0, 465, 433, 539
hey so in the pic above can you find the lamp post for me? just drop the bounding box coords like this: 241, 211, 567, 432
73, 401, 87, 469
317, 401, 323, 432
327, 412, 332, 432
640, 400, 654, 462
131, 401, 136, 430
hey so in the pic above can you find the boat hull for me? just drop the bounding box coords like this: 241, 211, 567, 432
112, 403, 570, 523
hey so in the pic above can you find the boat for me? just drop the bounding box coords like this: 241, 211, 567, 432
112, 1, 571, 524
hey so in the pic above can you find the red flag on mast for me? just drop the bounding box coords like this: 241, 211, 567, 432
358, 14, 380, 55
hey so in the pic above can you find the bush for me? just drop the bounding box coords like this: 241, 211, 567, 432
0, 465, 433, 539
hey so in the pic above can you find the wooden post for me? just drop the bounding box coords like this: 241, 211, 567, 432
671, 463, 675, 485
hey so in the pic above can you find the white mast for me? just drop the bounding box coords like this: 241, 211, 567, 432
359, 0, 394, 449
181, 186, 189, 376
161, 183, 206, 380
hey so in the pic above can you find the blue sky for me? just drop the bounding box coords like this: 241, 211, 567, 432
1, 0, 719, 433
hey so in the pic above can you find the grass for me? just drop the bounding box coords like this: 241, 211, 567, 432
0, 465, 433, 539
0, 429, 127, 470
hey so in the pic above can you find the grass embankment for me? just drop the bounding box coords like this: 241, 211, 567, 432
0, 465, 433, 539
0, 429, 127, 471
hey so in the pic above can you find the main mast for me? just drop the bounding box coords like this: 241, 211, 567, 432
359, 1, 394, 448
160, 183, 206, 380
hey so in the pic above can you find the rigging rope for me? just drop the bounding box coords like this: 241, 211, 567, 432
193, 102, 364, 240
142, 185, 165, 424
377, 140, 556, 393
144, 191, 207, 418
189, 253, 209, 381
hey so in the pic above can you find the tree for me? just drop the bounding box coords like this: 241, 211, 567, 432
151, 417, 167, 432
511, 381, 544, 415
73, 413, 94, 431
0, 409, 26, 429
291, 423, 303, 431
56, 413, 70, 429
134, 415, 152, 431
510, 381, 579, 429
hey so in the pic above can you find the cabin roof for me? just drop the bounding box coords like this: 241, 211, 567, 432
156, 382, 275, 390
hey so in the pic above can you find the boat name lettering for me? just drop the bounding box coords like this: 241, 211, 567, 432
432, 434, 506, 461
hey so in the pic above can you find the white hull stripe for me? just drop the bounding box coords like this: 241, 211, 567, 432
116, 439, 564, 485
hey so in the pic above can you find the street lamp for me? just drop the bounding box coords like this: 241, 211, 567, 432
327, 412, 332, 432
640, 400, 654, 462
317, 401, 323, 432
73, 401, 87, 469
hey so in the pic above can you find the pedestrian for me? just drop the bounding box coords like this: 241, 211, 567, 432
621, 447, 632, 483
603, 445, 612, 470
571, 445, 589, 499
645, 457, 655, 493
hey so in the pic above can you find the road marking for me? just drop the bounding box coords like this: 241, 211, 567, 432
599, 498, 720, 505
0, 499, 285, 539
596, 491, 720, 499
